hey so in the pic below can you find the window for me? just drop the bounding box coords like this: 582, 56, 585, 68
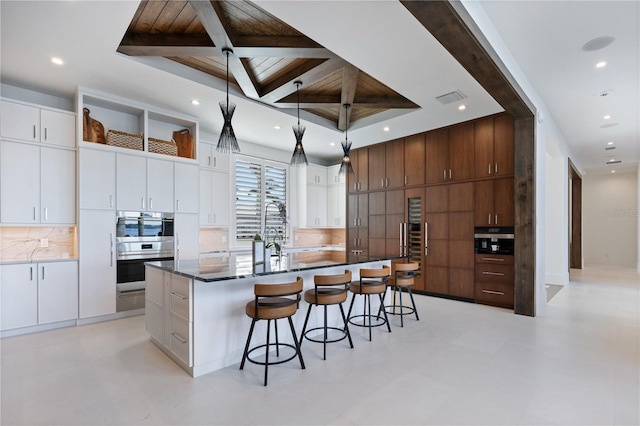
235, 157, 287, 242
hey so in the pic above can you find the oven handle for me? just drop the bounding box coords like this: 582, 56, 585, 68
117, 290, 146, 298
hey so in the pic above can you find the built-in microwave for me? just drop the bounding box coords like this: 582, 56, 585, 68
116, 211, 174, 238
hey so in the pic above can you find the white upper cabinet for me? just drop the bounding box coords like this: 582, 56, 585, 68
116, 153, 174, 212
79, 148, 116, 210
1, 99, 75, 148
0, 141, 40, 223
40, 147, 76, 224
307, 164, 327, 186
327, 164, 345, 185
199, 169, 229, 226
175, 162, 199, 214
198, 140, 229, 171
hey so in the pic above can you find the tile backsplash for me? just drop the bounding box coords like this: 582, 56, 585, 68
200, 227, 229, 252
1, 226, 78, 263
292, 227, 345, 247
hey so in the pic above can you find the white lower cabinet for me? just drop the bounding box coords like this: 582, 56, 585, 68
1, 261, 78, 331
175, 213, 199, 261
79, 209, 116, 319
145, 267, 193, 367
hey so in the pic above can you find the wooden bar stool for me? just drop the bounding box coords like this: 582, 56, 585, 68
300, 270, 353, 360
239, 277, 305, 386
346, 265, 391, 341
382, 262, 420, 327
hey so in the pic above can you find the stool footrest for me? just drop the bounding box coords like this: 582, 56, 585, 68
384, 304, 416, 316
348, 314, 387, 328
303, 326, 349, 344
245, 343, 299, 366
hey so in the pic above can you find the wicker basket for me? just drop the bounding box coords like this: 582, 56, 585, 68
148, 137, 178, 156
106, 130, 143, 151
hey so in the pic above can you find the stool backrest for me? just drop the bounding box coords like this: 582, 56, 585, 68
252, 277, 304, 318
360, 265, 390, 279
394, 262, 419, 277
314, 270, 352, 286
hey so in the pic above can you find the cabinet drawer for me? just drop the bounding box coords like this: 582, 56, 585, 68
170, 314, 192, 366
169, 275, 191, 321
145, 299, 164, 343
475, 264, 514, 285
475, 254, 514, 265
475, 281, 514, 309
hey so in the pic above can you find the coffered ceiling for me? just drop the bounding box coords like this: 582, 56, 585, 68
117, 0, 418, 131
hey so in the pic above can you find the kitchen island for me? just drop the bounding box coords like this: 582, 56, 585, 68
145, 250, 392, 377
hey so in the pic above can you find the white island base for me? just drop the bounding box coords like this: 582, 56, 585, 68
145, 258, 391, 377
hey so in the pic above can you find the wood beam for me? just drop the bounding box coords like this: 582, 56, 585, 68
338, 65, 360, 131
117, 33, 216, 57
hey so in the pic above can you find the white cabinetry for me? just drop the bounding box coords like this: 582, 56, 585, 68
307, 164, 327, 185
1, 99, 75, 148
326, 164, 346, 227
1, 261, 78, 331
79, 148, 116, 210
199, 140, 229, 171
327, 164, 345, 185
199, 169, 229, 226
307, 184, 328, 227
145, 267, 193, 367
0, 140, 75, 224
175, 213, 199, 261
79, 209, 116, 319
175, 162, 199, 214
116, 153, 174, 212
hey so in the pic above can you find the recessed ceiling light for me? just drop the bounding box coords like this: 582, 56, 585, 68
458, 104, 466, 111
603, 115, 611, 120
274, 125, 281, 130
607, 141, 614, 145
50, 57, 64, 65
611, 170, 616, 173
383, 126, 390, 132
595, 61, 607, 68
190, 99, 200, 106
329, 142, 336, 146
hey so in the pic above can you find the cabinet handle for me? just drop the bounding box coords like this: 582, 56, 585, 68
41, 266, 45, 280
110, 233, 114, 267
33, 207, 36, 221
495, 215, 498, 225
208, 213, 212, 224
488, 214, 492, 225
44, 127, 48, 141
149, 198, 153, 209
449, 169, 452, 180
213, 214, 216, 224
208, 156, 211, 167
443, 170, 446, 181
213, 157, 216, 167
386, 178, 389, 187
109, 195, 113, 208
142, 197, 145, 210
381, 178, 384, 188
171, 292, 187, 300
482, 257, 505, 262
33, 125, 36, 139
482, 271, 505, 276
424, 222, 429, 256
404, 175, 407, 185
30, 266, 33, 281
44, 207, 48, 221
176, 200, 180, 211
488, 164, 492, 175
171, 332, 187, 344
482, 289, 505, 295
495, 163, 498, 174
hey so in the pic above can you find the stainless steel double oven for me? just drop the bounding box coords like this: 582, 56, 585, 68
115, 211, 174, 312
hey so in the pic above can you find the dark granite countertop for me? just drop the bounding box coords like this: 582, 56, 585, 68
146, 250, 394, 282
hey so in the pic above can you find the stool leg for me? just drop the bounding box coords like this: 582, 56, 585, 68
274, 320, 280, 357
408, 287, 419, 321
399, 287, 404, 327
300, 303, 313, 348
346, 293, 356, 326
264, 319, 271, 386
392, 285, 398, 315
366, 294, 372, 341
240, 318, 257, 370
288, 316, 305, 370
378, 286, 389, 318
339, 303, 354, 348
323, 305, 328, 360
378, 293, 392, 333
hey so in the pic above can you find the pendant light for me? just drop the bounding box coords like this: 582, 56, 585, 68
289, 81, 308, 166
339, 103, 354, 175
217, 47, 240, 153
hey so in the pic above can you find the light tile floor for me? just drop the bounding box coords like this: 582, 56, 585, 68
1, 267, 638, 425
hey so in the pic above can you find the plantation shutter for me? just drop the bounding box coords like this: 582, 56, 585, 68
265, 164, 287, 237
235, 159, 262, 240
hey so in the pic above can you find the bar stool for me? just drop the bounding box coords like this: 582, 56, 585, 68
300, 270, 353, 360
239, 277, 305, 386
382, 261, 420, 327
346, 265, 391, 341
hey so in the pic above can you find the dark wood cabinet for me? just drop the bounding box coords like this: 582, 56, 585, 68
474, 114, 514, 178
404, 134, 425, 186
475, 254, 514, 309
425, 128, 449, 184
368, 139, 404, 190
347, 148, 368, 194
347, 193, 368, 255
474, 177, 514, 227
404, 187, 426, 291
426, 124, 474, 184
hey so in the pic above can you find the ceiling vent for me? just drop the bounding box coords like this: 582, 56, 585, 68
435, 90, 466, 105
606, 159, 622, 165
605, 146, 616, 151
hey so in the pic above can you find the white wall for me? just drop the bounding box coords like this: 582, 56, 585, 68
545, 154, 569, 285
583, 170, 638, 268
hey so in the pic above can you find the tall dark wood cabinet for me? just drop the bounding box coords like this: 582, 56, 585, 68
368, 139, 404, 190
474, 177, 514, 227
404, 134, 425, 186
347, 148, 368, 193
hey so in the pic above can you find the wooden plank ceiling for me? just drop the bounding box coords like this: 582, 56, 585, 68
117, 0, 418, 130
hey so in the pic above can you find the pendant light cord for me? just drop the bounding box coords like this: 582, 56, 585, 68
225, 49, 229, 108
296, 82, 301, 126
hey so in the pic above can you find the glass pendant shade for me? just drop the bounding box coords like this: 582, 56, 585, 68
290, 123, 308, 166
339, 138, 353, 175
216, 48, 240, 153
289, 81, 308, 167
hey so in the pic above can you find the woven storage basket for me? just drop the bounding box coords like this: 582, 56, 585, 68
148, 137, 178, 156
106, 130, 143, 151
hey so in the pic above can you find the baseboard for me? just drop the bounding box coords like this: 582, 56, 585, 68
77, 309, 144, 326
1, 319, 77, 338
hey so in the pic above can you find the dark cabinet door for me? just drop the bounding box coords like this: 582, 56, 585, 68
493, 115, 514, 177
494, 177, 514, 227
368, 144, 386, 191
448, 122, 474, 181
348, 148, 369, 193
404, 134, 425, 186
425, 128, 449, 184
368, 191, 385, 216
449, 182, 474, 212
474, 179, 494, 226
449, 268, 474, 299
425, 184, 449, 213
385, 139, 405, 189
474, 117, 494, 178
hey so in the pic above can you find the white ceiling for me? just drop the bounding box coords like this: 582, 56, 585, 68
1, 1, 638, 172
